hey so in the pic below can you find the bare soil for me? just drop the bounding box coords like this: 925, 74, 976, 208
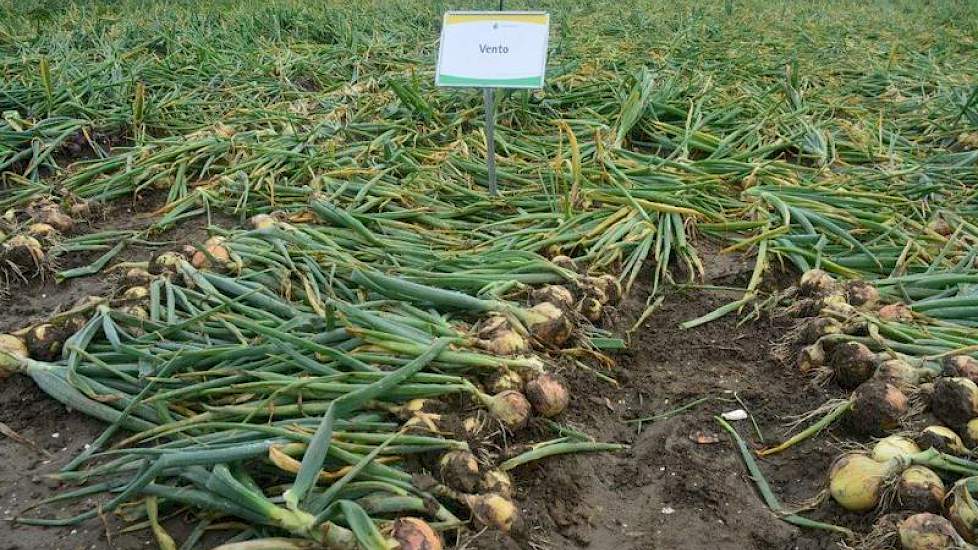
1, 236, 863, 549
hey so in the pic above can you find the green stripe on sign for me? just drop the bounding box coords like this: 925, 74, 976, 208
437, 74, 543, 88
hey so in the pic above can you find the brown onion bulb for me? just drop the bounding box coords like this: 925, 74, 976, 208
797, 342, 825, 374
799, 269, 837, 297
846, 381, 908, 436
831, 341, 880, 389
577, 296, 603, 322
932, 377, 978, 429
942, 355, 978, 384
550, 255, 576, 272
798, 317, 842, 345
391, 517, 442, 550
25, 323, 66, 361
480, 470, 514, 498
524, 302, 572, 347
878, 303, 913, 323
485, 369, 524, 394
948, 479, 978, 543
530, 285, 575, 310
845, 280, 879, 309
438, 450, 481, 493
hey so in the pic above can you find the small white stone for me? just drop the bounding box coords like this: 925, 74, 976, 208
51, 432, 60, 438
721, 409, 748, 421
661, 506, 675, 515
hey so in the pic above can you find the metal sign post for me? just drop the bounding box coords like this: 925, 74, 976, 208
483, 88, 497, 195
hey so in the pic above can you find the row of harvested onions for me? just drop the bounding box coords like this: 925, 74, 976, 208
770, 269, 978, 548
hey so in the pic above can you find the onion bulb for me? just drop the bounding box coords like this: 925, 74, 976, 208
875, 359, 932, 387
391, 517, 442, 550
797, 342, 825, 374
149, 251, 185, 274
576, 296, 603, 322
965, 418, 978, 448
799, 269, 837, 297
828, 452, 898, 512
249, 214, 277, 230
486, 390, 532, 430
895, 466, 944, 513
476, 316, 528, 356
124, 267, 153, 286
524, 302, 572, 347
0, 334, 27, 379
463, 493, 521, 534
34, 203, 73, 233
871, 435, 920, 462
485, 369, 524, 394
123, 286, 149, 301
845, 280, 880, 309
948, 478, 978, 543
798, 317, 842, 345
878, 303, 913, 323
899, 513, 965, 550
438, 450, 481, 493
932, 377, 978, 429
525, 373, 569, 417
26, 223, 58, 240
25, 323, 66, 361
530, 285, 574, 310
550, 255, 576, 272
480, 470, 514, 498
2, 235, 45, 271
942, 355, 978, 384
191, 237, 230, 269
831, 341, 880, 389
916, 425, 968, 456
846, 380, 907, 436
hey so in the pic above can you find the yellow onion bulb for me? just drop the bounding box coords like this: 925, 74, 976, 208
525, 373, 569, 417
124, 267, 153, 286
0, 334, 28, 379
249, 214, 277, 230
26, 223, 58, 240
3, 235, 45, 270
871, 435, 920, 463
932, 377, 978, 429
438, 450, 481, 493
480, 470, 514, 498
875, 359, 929, 387
798, 317, 842, 345
530, 285, 575, 310
965, 418, 978, 448
828, 453, 896, 512
391, 517, 442, 550
35, 204, 73, 233
577, 296, 603, 322
463, 493, 521, 534
799, 269, 837, 297
485, 369, 524, 394
797, 342, 825, 374
900, 513, 964, 550
550, 255, 576, 272
149, 251, 185, 274
948, 479, 978, 543
917, 425, 967, 456
123, 286, 149, 301
896, 466, 945, 513
524, 302, 572, 347
487, 390, 532, 430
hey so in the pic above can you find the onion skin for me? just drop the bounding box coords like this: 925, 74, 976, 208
480, 470, 514, 498
525, 373, 569, 417
932, 377, 978, 429
391, 517, 442, 550
828, 453, 894, 512
485, 369, 524, 394
899, 513, 964, 550
845, 280, 879, 309
896, 466, 944, 513
577, 296, 603, 322
530, 285, 574, 310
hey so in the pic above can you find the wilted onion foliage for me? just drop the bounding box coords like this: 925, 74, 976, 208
2, 0, 978, 548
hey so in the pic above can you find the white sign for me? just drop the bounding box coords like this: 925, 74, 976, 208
435, 11, 550, 89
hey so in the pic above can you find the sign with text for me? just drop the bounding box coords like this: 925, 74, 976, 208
435, 11, 550, 88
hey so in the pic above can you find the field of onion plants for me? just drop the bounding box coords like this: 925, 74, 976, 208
2, 0, 978, 549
